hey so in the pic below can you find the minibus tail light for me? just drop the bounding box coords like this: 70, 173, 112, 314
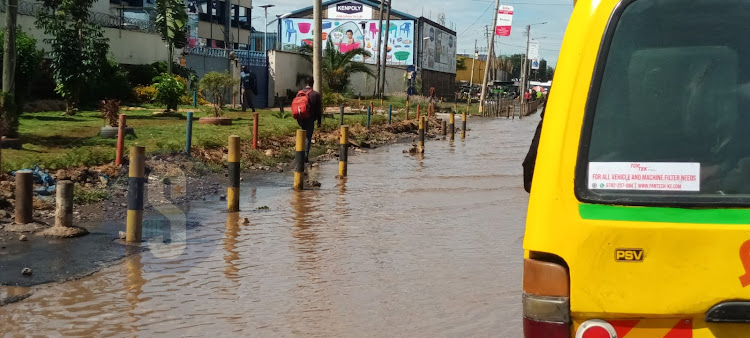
523, 256, 571, 338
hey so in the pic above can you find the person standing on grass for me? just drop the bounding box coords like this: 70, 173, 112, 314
291, 77, 322, 163
241, 65, 257, 112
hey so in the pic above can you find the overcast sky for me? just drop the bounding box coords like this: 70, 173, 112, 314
255, 0, 574, 65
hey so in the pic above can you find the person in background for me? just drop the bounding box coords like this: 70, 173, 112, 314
241, 66, 257, 112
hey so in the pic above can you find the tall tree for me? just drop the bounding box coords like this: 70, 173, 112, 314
156, 0, 188, 75
37, 0, 109, 115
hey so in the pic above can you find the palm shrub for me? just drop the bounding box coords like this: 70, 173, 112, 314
300, 40, 375, 92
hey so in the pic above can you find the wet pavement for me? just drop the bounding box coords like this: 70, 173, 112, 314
0, 113, 540, 337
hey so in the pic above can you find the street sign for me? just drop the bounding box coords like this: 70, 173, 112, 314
495, 5, 514, 36
531, 59, 540, 70
529, 40, 540, 60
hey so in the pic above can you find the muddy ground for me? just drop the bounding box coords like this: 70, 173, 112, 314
0, 115, 448, 299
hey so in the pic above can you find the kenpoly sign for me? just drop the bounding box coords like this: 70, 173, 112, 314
328, 1, 372, 19
495, 5, 513, 36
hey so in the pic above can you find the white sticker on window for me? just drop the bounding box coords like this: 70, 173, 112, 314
588, 162, 700, 191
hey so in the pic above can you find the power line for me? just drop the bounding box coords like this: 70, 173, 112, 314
457, 1, 495, 37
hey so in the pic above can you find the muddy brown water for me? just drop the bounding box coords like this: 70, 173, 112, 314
0, 113, 539, 337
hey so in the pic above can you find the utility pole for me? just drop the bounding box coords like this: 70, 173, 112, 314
1, 0, 17, 169
479, 0, 500, 114
374, 0, 385, 96
379, 0, 392, 97
313, 0, 322, 93
521, 24, 530, 116
468, 39, 477, 104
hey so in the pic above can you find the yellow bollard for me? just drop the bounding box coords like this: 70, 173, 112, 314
462, 112, 467, 140
449, 112, 455, 141
227, 135, 240, 212
126, 146, 145, 242
294, 129, 306, 190
418, 116, 425, 153
338, 125, 349, 178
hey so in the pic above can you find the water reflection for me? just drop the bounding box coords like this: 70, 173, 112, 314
224, 212, 241, 283
124, 247, 145, 335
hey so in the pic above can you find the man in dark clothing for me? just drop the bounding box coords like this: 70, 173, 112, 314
241, 66, 256, 112
522, 88, 550, 193
298, 77, 322, 162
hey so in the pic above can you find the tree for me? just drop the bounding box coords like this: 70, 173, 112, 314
37, 0, 109, 115
0, 30, 43, 138
155, 0, 188, 75
199, 71, 234, 116
153, 73, 186, 112
456, 57, 467, 71
300, 40, 375, 92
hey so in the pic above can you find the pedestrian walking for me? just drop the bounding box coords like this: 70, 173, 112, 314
241, 66, 257, 112
291, 77, 322, 163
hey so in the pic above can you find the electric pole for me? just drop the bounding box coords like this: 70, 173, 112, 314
468, 40, 477, 104
313, 0, 322, 93
379, 0, 392, 97
521, 24, 530, 116
479, 0, 500, 114
374, 0, 385, 96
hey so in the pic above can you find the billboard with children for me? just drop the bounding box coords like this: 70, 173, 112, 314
280, 18, 415, 66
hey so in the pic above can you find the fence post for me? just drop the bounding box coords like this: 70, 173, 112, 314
366, 105, 371, 130
14, 170, 33, 224
416, 104, 421, 120
294, 130, 306, 190
228, 136, 240, 212
405, 99, 410, 120
116, 114, 127, 166
126, 146, 145, 243
338, 125, 349, 178
340, 104, 345, 125
185, 112, 193, 156
252, 113, 259, 150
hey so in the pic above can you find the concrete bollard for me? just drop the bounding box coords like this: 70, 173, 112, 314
14, 170, 33, 224
185, 112, 193, 156
338, 125, 349, 178
339, 104, 345, 125
126, 146, 145, 242
294, 130, 306, 190
450, 112, 455, 141
252, 113, 259, 150
441, 120, 447, 136
116, 114, 127, 166
228, 135, 240, 212
462, 112, 467, 140
366, 105, 371, 130
55, 181, 74, 228
418, 116, 425, 153
388, 105, 392, 125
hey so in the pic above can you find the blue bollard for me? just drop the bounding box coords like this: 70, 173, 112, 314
192, 91, 197, 108
366, 106, 371, 130
388, 104, 392, 125
185, 111, 193, 156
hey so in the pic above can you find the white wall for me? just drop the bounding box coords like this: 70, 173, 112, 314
269, 50, 409, 105
2, 13, 169, 65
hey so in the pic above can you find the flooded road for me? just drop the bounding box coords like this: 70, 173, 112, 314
0, 113, 540, 337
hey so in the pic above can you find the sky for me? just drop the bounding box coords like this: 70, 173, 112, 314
253, 0, 575, 66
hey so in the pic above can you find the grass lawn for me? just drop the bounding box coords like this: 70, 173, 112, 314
2, 105, 396, 172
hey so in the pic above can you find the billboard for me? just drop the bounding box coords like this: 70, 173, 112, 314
327, 1, 372, 19
528, 40, 540, 60
421, 21, 457, 74
280, 18, 415, 66
495, 5, 513, 36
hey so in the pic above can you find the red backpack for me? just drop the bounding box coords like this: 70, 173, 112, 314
291, 89, 312, 120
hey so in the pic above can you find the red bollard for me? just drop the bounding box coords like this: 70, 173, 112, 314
115, 114, 126, 166
252, 112, 259, 150
416, 105, 421, 120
